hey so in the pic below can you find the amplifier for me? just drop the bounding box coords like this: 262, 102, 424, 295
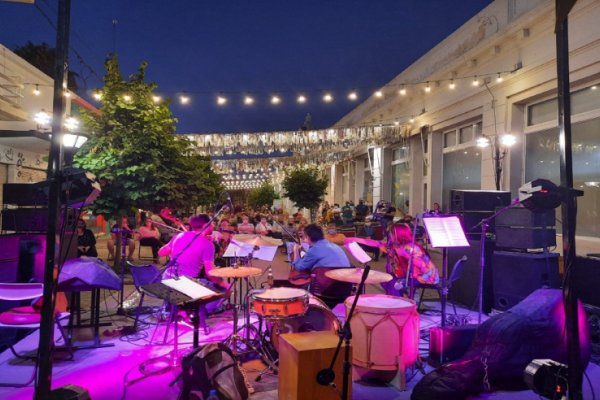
1, 208, 48, 232
450, 190, 511, 212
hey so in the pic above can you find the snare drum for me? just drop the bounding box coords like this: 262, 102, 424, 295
251, 287, 309, 319
269, 295, 340, 352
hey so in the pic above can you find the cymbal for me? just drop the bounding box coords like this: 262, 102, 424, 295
325, 268, 393, 284
233, 234, 283, 247
208, 266, 262, 278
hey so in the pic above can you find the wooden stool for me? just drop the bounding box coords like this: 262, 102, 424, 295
278, 331, 351, 400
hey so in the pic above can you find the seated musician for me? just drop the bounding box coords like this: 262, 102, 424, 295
390, 223, 439, 285
159, 214, 229, 312
291, 224, 351, 272
76, 218, 98, 257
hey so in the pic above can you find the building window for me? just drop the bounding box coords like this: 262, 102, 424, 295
525, 118, 600, 237
444, 131, 457, 148
527, 84, 600, 126
442, 147, 482, 211
392, 162, 410, 211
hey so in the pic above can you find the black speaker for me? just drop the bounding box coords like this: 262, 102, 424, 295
573, 256, 600, 308
496, 226, 557, 249
1, 208, 48, 232
448, 238, 495, 313
496, 205, 556, 228
450, 190, 511, 212
492, 251, 560, 311
428, 325, 478, 367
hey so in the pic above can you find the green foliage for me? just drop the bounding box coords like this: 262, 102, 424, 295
282, 166, 328, 211
248, 182, 280, 209
74, 55, 222, 215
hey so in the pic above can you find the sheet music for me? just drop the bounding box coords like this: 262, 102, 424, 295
162, 276, 218, 300
223, 241, 278, 262
346, 242, 372, 264
423, 216, 470, 248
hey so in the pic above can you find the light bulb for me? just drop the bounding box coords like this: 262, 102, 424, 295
500, 134, 516, 147
348, 91, 358, 101
449, 80, 456, 90
93, 91, 102, 100
374, 90, 383, 98
399, 86, 407, 96
216, 96, 227, 106
152, 95, 162, 103
244, 96, 254, 105
271, 95, 281, 105
496, 73, 503, 83
409, 116, 415, 123
323, 93, 333, 103
123, 94, 132, 102
33, 85, 40, 96
472, 76, 480, 86
424, 82, 431, 93
297, 94, 307, 104
477, 137, 490, 148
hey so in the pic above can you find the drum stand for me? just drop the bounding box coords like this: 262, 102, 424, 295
317, 265, 372, 400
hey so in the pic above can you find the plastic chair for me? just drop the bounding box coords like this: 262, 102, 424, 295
410, 256, 468, 313
309, 266, 355, 308
0, 283, 72, 387
137, 242, 155, 260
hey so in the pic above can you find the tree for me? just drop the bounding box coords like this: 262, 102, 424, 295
74, 55, 222, 215
282, 166, 328, 221
248, 182, 280, 209
14, 41, 79, 91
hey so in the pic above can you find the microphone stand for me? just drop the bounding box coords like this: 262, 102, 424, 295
316, 265, 371, 400
470, 199, 520, 324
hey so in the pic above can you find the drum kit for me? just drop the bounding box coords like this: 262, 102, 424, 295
207, 264, 395, 381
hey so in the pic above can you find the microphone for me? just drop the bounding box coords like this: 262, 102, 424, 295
316, 368, 335, 387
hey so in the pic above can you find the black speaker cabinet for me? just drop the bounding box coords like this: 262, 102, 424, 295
450, 190, 511, 212
492, 251, 560, 311
428, 325, 478, 367
495, 206, 556, 228
495, 226, 557, 249
448, 238, 495, 313
1, 208, 48, 232
573, 256, 600, 308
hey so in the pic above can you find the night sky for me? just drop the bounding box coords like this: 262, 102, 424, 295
0, 0, 492, 134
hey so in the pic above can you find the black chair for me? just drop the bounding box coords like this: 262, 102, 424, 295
128, 262, 163, 330
308, 266, 355, 309
410, 256, 468, 313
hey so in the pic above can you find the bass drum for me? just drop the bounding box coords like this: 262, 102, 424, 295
269, 295, 340, 352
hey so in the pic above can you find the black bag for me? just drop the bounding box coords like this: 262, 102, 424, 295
179, 343, 249, 400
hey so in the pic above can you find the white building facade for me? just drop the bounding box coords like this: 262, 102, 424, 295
329, 0, 600, 253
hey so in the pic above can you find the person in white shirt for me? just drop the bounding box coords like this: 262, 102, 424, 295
255, 216, 273, 236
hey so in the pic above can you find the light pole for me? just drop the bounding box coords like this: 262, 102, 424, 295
477, 133, 516, 191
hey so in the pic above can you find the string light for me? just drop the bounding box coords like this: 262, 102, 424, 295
244, 95, 255, 105
374, 90, 383, 98
271, 95, 281, 105
323, 93, 333, 103
449, 79, 456, 90
472, 76, 480, 86
33, 84, 40, 96
399, 85, 407, 96
348, 91, 358, 101
180, 95, 190, 104
477, 136, 491, 147
424, 82, 431, 93
93, 91, 102, 100
122, 94, 132, 102
34, 110, 51, 126
63, 90, 71, 98
297, 94, 307, 104
152, 95, 162, 103
496, 73, 503, 83
409, 116, 415, 123
64, 116, 79, 131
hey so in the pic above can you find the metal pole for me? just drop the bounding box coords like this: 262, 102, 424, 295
555, 6, 583, 399
34, 0, 71, 398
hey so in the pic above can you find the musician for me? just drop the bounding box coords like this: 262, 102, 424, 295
390, 223, 439, 285
291, 224, 351, 272
158, 214, 227, 290
76, 218, 98, 257
323, 223, 347, 245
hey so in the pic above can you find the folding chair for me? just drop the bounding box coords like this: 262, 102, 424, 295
0, 283, 72, 387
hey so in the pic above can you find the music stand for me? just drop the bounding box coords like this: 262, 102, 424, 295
422, 215, 469, 328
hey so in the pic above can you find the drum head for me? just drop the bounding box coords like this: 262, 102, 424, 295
270, 304, 340, 352
253, 287, 308, 301
345, 294, 415, 314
